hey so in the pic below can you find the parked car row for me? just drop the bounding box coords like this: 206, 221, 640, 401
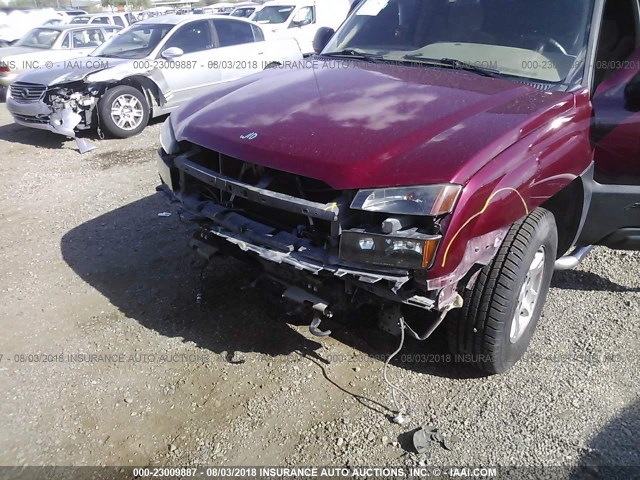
69, 12, 136, 28
5, 15, 303, 138
1, 9, 142, 47
253, 0, 350, 54
182, 3, 260, 17
0, 8, 70, 47
2, 0, 352, 138
0, 24, 122, 87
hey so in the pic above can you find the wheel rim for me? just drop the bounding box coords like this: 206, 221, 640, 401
110, 94, 144, 131
510, 246, 546, 344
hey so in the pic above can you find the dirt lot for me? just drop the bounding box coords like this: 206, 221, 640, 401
0, 103, 638, 475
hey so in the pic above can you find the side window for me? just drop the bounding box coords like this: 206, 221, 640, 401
251, 24, 264, 42
594, 0, 639, 87
164, 20, 213, 54
60, 33, 70, 48
103, 27, 120, 40
93, 17, 110, 25
213, 19, 256, 47
73, 28, 104, 48
290, 6, 315, 27
113, 16, 125, 27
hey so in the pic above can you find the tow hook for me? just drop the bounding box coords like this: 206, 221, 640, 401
282, 286, 333, 337
309, 315, 332, 337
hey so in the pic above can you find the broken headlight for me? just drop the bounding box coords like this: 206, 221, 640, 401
50, 87, 71, 97
160, 117, 179, 155
350, 185, 461, 216
339, 230, 440, 269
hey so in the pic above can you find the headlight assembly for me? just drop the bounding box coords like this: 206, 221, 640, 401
350, 184, 462, 216
339, 230, 440, 269
160, 117, 179, 155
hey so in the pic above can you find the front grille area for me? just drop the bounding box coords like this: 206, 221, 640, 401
10, 82, 47, 103
183, 146, 347, 246
189, 148, 341, 204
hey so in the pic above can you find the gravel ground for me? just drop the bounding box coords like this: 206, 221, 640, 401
0, 103, 638, 476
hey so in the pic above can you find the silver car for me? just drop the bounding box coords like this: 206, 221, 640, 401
7, 15, 302, 139
0, 24, 122, 87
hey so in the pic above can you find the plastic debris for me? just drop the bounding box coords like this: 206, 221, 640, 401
392, 412, 407, 425
76, 138, 97, 154
157, 212, 172, 217
412, 427, 431, 454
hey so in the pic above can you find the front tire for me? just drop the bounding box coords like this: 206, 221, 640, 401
98, 85, 149, 138
447, 208, 558, 374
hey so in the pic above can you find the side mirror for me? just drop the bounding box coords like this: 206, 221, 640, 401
624, 77, 640, 110
162, 47, 184, 59
313, 27, 334, 54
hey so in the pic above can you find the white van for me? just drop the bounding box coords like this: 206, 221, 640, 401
251, 0, 350, 54
68, 13, 134, 28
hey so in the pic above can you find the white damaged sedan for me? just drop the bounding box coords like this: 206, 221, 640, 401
7, 15, 303, 138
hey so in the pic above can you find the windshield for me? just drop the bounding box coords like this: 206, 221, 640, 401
70, 16, 90, 24
16, 28, 60, 48
91, 24, 173, 59
253, 5, 295, 24
324, 0, 595, 87
231, 7, 255, 17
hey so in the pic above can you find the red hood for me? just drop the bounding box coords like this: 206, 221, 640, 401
172, 60, 575, 189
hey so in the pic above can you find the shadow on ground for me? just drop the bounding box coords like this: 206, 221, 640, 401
0, 121, 67, 148
61, 193, 487, 380
570, 400, 640, 479
0, 114, 167, 149
62, 195, 637, 380
552, 269, 640, 293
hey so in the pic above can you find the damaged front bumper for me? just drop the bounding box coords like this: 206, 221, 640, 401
7, 83, 96, 137
158, 150, 445, 313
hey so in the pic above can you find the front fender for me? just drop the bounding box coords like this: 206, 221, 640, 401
427, 89, 593, 288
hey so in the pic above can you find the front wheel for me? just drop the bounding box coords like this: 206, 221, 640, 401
447, 208, 558, 374
98, 85, 149, 138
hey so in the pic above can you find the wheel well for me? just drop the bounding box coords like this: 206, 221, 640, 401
114, 76, 162, 111
541, 176, 586, 258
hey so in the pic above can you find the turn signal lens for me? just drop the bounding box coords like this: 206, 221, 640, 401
421, 238, 438, 268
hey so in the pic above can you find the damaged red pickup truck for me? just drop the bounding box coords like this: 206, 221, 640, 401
158, 0, 640, 373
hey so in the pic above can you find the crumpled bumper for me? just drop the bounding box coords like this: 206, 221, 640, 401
7, 96, 81, 137
156, 152, 439, 311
